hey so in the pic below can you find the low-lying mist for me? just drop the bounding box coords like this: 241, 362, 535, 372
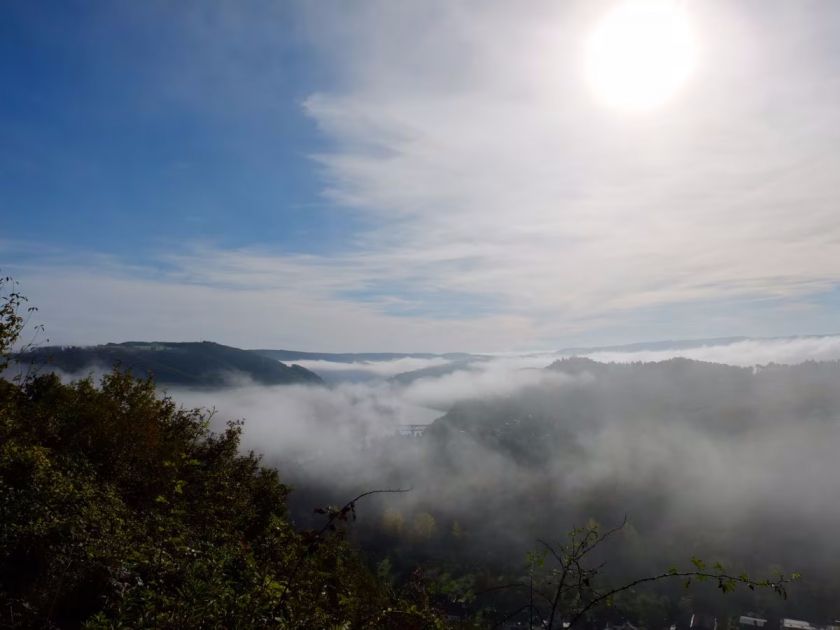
571, 334, 840, 366
20, 335, 832, 615
166, 337, 840, 614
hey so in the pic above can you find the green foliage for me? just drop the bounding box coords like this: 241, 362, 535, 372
0, 275, 37, 371
0, 277, 442, 628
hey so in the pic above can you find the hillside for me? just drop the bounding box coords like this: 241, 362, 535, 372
388, 358, 487, 385
15, 341, 323, 387
0, 370, 443, 628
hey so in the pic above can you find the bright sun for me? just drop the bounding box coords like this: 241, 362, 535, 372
585, 0, 697, 110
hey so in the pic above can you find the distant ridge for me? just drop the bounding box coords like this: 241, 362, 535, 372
556, 336, 749, 355
15, 341, 324, 388
251, 349, 478, 364
555, 333, 840, 356
389, 358, 488, 385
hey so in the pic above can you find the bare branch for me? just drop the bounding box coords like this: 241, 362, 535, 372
276, 487, 412, 615
567, 571, 793, 628
537, 538, 567, 569
579, 514, 628, 557
492, 604, 534, 629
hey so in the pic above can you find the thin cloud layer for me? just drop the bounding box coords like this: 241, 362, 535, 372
7, 1, 840, 350
569, 335, 840, 367
9, 260, 533, 352
299, 0, 840, 332
293, 357, 452, 381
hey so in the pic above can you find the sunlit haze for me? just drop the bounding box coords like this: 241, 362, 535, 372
586, 0, 697, 109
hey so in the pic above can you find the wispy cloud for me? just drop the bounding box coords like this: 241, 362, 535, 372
296, 0, 840, 334
7, 1, 840, 349
8, 255, 534, 352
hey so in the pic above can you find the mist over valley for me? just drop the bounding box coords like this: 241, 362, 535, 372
147, 334, 840, 621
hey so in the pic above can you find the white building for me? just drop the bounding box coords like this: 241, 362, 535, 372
781, 619, 815, 630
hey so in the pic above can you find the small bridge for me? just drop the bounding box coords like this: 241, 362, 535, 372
396, 424, 429, 438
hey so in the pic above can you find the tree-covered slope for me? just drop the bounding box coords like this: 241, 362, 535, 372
15, 341, 323, 387
0, 278, 446, 628
388, 358, 487, 385
0, 370, 449, 628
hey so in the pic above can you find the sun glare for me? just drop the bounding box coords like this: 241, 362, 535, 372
585, 0, 697, 111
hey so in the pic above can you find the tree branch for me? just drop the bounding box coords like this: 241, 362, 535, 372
567, 571, 793, 628
276, 487, 412, 615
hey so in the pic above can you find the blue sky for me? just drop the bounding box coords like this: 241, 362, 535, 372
1, 2, 352, 257
4, 1, 840, 352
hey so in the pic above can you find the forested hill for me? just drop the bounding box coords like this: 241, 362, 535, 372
14, 341, 324, 387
